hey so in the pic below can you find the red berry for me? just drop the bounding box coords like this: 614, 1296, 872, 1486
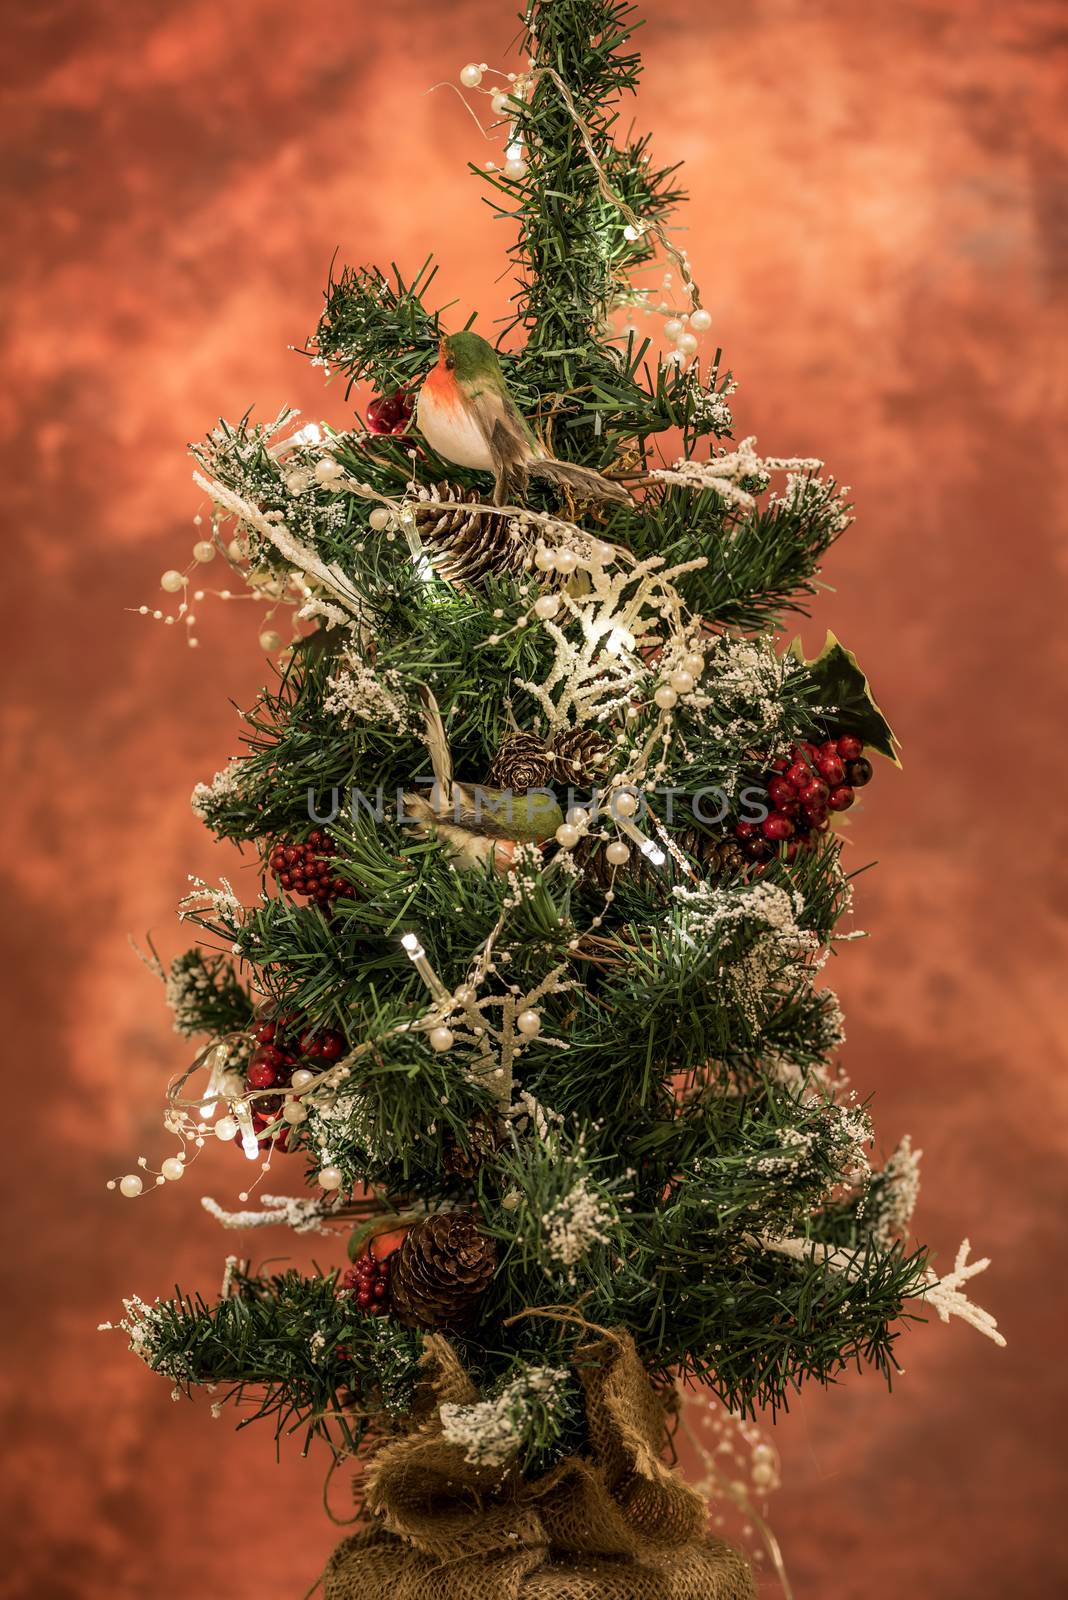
307, 830, 324, 848
762, 814, 794, 841
845, 757, 873, 788
818, 740, 839, 761
372, 1279, 388, 1299
816, 755, 846, 785
255, 1022, 277, 1044
734, 820, 758, 840
247, 1061, 277, 1089
798, 779, 829, 807
836, 735, 864, 760
356, 1290, 373, 1308
805, 807, 830, 829
279, 873, 292, 889
828, 785, 855, 811
318, 1032, 344, 1061
769, 757, 789, 773
785, 760, 812, 789
767, 777, 796, 809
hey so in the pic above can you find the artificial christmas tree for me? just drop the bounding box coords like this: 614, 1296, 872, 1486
109, 3, 1003, 1593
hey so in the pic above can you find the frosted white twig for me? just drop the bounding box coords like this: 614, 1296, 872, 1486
192, 470, 363, 616
750, 1233, 1004, 1347
648, 437, 823, 513
200, 1194, 336, 1236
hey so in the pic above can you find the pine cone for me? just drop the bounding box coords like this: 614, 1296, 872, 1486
389, 1212, 497, 1330
548, 727, 610, 787
489, 731, 553, 790
442, 1114, 502, 1181
411, 483, 538, 588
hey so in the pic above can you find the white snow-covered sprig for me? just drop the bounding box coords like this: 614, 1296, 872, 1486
752, 1232, 1004, 1347
648, 437, 823, 514
324, 654, 417, 733
200, 1193, 338, 1236
542, 1174, 615, 1273
178, 876, 243, 927
439, 1364, 570, 1468
868, 1136, 923, 1249
190, 757, 247, 823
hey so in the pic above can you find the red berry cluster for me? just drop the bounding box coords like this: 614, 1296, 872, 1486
736, 734, 873, 864
241, 1017, 345, 1151
268, 831, 355, 908
367, 389, 414, 435
341, 1253, 391, 1316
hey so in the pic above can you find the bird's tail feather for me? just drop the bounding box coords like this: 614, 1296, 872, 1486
529, 458, 632, 508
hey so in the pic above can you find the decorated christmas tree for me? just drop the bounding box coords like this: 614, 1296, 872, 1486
109, 3, 1002, 1594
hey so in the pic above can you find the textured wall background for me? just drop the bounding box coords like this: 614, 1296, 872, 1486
3, 1, 1066, 1595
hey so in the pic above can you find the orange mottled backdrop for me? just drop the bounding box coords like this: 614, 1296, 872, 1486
2, 1, 1066, 1595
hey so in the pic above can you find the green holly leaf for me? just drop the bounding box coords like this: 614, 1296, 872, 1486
787, 631, 901, 765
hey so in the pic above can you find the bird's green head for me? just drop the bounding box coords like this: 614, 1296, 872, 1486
440, 331, 503, 385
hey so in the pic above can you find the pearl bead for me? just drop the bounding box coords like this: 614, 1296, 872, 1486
160, 1157, 185, 1182
290, 1068, 316, 1092
669, 669, 695, 694
259, 630, 283, 652
227, 539, 244, 562
606, 840, 631, 866
454, 985, 476, 1007
682, 652, 705, 677
460, 62, 483, 87
655, 685, 679, 710
214, 1116, 238, 1142
504, 158, 529, 180
429, 1026, 455, 1053
490, 90, 512, 115
318, 1165, 344, 1190
555, 822, 581, 849
219, 1072, 245, 1098
119, 1174, 143, 1198
534, 545, 556, 570
193, 541, 216, 563
534, 594, 560, 619
663, 318, 683, 339
554, 548, 578, 574
676, 331, 699, 354
517, 1008, 541, 1037
160, 570, 184, 593
369, 506, 392, 531
752, 1461, 776, 1487
315, 457, 344, 482
613, 790, 639, 817
283, 1100, 308, 1124
566, 806, 589, 827
690, 307, 712, 331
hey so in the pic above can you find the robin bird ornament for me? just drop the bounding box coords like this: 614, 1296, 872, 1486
416, 331, 632, 509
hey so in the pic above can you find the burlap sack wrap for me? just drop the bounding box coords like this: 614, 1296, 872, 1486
324, 1330, 754, 1600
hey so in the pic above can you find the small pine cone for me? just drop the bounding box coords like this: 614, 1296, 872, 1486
411, 483, 538, 588
389, 1212, 497, 1330
442, 1114, 502, 1180
548, 727, 609, 787
675, 829, 744, 881
489, 731, 552, 790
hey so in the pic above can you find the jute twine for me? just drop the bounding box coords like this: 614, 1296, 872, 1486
323, 1329, 754, 1600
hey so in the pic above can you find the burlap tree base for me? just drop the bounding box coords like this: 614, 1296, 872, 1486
323, 1333, 754, 1600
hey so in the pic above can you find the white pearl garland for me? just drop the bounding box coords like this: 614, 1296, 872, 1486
654, 685, 678, 710
160, 570, 184, 593
460, 62, 483, 87
690, 307, 712, 331
504, 157, 529, 180
314, 457, 344, 483
682, 652, 705, 677
668, 669, 695, 694
259, 629, 283, 653
283, 1100, 308, 1125
516, 1008, 541, 1037
554, 548, 578, 575
119, 1174, 143, 1198
317, 1165, 343, 1190
290, 1069, 316, 1092
214, 1116, 238, 1142
160, 1157, 185, 1182
613, 790, 639, 817
369, 506, 392, 531
555, 822, 581, 850
606, 840, 631, 866
534, 594, 560, 620
193, 541, 216, 563
429, 1025, 455, 1053
676, 331, 698, 355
